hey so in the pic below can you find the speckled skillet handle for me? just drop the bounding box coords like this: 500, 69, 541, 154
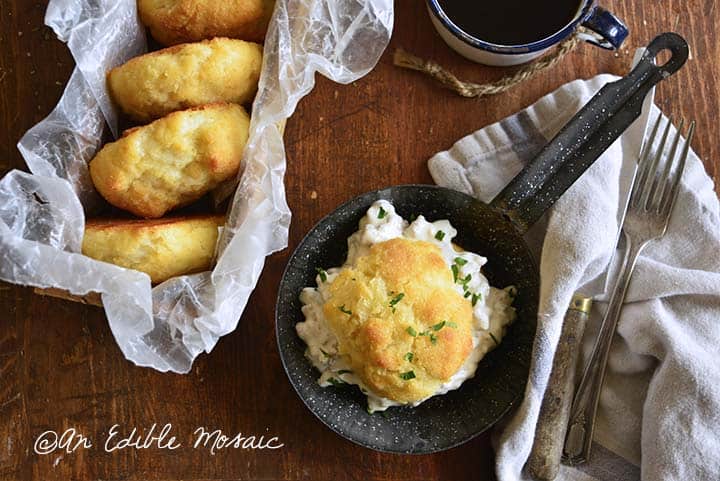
527, 295, 592, 481
490, 32, 689, 233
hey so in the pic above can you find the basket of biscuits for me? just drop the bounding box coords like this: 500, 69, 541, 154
0, 0, 392, 372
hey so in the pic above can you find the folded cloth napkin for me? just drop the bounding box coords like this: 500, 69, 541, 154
429, 74, 720, 481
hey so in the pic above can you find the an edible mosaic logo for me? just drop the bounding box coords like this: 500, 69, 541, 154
33, 424, 284, 455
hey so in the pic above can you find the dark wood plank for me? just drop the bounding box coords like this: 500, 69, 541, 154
0, 1, 717, 480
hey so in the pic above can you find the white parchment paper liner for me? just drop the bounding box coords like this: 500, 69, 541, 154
0, 0, 393, 373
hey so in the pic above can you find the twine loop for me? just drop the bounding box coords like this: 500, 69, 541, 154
394, 29, 586, 98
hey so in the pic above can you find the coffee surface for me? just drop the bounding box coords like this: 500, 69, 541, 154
437, 0, 582, 46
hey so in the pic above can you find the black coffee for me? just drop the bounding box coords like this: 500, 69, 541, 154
437, 0, 582, 46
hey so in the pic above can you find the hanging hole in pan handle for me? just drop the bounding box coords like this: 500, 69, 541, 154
643, 32, 689, 77
655, 49, 673, 67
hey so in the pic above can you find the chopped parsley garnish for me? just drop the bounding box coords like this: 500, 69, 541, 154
406, 326, 418, 337
431, 320, 447, 331
327, 377, 345, 386
464, 291, 471, 298
389, 292, 405, 311
399, 371, 416, 380
419, 330, 438, 343
435, 230, 446, 241
472, 293, 481, 306
337, 370, 352, 375
315, 267, 327, 282
415, 321, 458, 344
404, 352, 414, 362
378, 206, 387, 219
451, 257, 472, 288
338, 305, 352, 315
320, 348, 330, 357
489, 332, 500, 346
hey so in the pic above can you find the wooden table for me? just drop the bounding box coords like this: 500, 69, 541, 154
1, 1, 717, 480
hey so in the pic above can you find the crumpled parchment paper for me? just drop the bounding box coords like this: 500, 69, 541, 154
0, 0, 393, 373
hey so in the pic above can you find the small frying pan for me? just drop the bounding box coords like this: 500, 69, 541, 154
276, 33, 688, 453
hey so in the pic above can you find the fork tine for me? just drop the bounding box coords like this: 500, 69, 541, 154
630, 114, 663, 206
651, 119, 685, 211
639, 117, 673, 210
661, 121, 695, 219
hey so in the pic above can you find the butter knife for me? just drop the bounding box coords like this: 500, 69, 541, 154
527, 294, 592, 481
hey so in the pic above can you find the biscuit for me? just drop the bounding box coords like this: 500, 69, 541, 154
82, 215, 224, 284
108, 38, 262, 122
138, 0, 275, 45
322, 238, 474, 404
89, 103, 250, 219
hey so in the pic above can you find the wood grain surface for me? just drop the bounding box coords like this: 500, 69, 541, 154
0, 1, 718, 480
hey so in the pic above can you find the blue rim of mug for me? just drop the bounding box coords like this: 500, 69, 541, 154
427, 0, 595, 54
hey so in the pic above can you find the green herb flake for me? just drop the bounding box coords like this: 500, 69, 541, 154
399, 371, 416, 380
404, 352, 414, 362
389, 292, 405, 311
431, 320, 447, 331
337, 369, 352, 375
446, 321, 458, 328
406, 326, 418, 337
327, 377, 345, 386
315, 267, 327, 282
464, 291, 471, 298
429, 334, 438, 345
338, 305, 352, 315
320, 348, 330, 357
472, 293, 481, 306
451, 264, 459, 283
454, 257, 468, 266
378, 206, 387, 219
435, 230, 446, 241
489, 332, 500, 346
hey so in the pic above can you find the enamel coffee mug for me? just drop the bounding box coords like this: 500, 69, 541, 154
427, 0, 628, 66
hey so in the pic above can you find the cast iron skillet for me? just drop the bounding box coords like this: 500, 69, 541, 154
275, 33, 688, 454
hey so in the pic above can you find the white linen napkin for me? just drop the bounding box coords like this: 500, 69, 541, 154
429, 74, 720, 481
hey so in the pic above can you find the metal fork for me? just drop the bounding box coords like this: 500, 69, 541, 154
562, 115, 696, 465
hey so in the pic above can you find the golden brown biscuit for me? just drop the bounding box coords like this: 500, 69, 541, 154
82, 215, 224, 284
138, 0, 275, 45
108, 38, 262, 122
323, 238, 474, 404
89, 103, 250, 219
